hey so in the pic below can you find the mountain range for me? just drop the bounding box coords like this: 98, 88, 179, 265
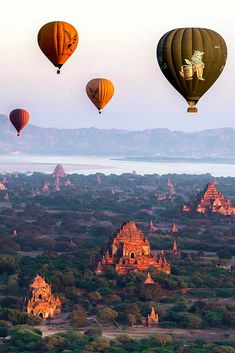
1, 115, 235, 158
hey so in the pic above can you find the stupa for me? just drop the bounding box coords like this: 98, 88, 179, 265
97, 221, 170, 275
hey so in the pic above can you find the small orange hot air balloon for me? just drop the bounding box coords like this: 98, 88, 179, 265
86, 78, 114, 114
9, 109, 29, 136
38, 21, 78, 74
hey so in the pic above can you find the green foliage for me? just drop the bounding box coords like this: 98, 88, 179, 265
97, 305, 118, 322
217, 249, 232, 259
0, 255, 18, 274
203, 309, 225, 326
69, 306, 87, 328
0, 308, 28, 325
9, 326, 42, 350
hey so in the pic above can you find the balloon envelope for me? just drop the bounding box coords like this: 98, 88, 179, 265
86, 78, 114, 113
156, 28, 227, 112
9, 109, 29, 136
38, 21, 78, 73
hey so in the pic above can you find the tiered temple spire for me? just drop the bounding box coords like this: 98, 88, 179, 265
144, 271, 155, 285
146, 307, 159, 326
183, 182, 235, 215
27, 275, 61, 319
97, 221, 170, 275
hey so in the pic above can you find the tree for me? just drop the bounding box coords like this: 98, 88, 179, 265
127, 313, 137, 326
178, 312, 203, 329
85, 337, 110, 352
217, 249, 232, 259
0, 326, 8, 337
0, 255, 18, 274
156, 334, 173, 352
69, 306, 87, 328
88, 291, 102, 303
116, 333, 134, 343
213, 347, 235, 353
204, 309, 224, 326
27, 315, 42, 326
97, 306, 118, 322
1, 308, 28, 325
42, 335, 66, 351
10, 326, 42, 350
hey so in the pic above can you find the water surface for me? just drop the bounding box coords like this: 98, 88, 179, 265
0, 155, 234, 177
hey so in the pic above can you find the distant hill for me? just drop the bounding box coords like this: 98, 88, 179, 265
1, 114, 235, 158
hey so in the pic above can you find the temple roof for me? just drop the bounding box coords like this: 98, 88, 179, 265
52, 164, 66, 177
201, 182, 223, 201
184, 182, 235, 215
115, 222, 146, 242
148, 306, 158, 318
173, 240, 178, 251
144, 272, 155, 285
30, 275, 48, 288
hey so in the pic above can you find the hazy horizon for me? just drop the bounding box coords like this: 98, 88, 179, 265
1, 113, 235, 133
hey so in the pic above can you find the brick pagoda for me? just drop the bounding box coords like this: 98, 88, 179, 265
183, 182, 235, 216
27, 275, 61, 319
96, 221, 170, 275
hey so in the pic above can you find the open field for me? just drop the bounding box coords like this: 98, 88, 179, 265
38, 321, 235, 342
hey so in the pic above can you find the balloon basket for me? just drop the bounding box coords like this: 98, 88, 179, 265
187, 107, 198, 113
57, 69, 60, 74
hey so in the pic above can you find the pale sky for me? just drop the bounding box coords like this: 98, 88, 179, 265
0, 0, 234, 131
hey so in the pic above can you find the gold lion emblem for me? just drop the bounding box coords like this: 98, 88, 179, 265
180, 50, 205, 81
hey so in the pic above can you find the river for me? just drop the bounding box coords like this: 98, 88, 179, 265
0, 155, 234, 177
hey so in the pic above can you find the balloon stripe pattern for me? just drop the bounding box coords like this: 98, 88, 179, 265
157, 28, 227, 112
9, 109, 29, 136
86, 78, 114, 112
38, 21, 78, 72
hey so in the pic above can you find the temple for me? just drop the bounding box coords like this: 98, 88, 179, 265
52, 164, 66, 177
167, 177, 175, 195
27, 275, 61, 319
97, 221, 170, 275
144, 271, 155, 285
145, 307, 159, 326
42, 181, 50, 193
96, 174, 102, 184
54, 177, 61, 192
183, 182, 235, 215
169, 240, 181, 260
149, 220, 158, 233
65, 177, 72, 186
182, 204, 190, 213
11, 229, 17, 237
0, 182, 6, 190
171, 224, 178, 233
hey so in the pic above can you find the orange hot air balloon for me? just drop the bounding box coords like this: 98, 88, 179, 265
86, 78, 114, 114
9, 109, 29, 136
38, 21, 78, 74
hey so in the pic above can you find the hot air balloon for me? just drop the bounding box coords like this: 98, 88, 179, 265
38, 21, 78, 74
157, 28, 227, 112
9, 109, 29, 136
86, 78, 114, 114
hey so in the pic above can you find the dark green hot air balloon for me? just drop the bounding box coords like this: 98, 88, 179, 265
157, 28, 227, 112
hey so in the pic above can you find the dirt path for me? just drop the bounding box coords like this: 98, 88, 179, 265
38, 320, 235, 342
102, 327, 235, 341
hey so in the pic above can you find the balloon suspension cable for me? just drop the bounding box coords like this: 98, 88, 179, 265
57, 69, 60, 74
